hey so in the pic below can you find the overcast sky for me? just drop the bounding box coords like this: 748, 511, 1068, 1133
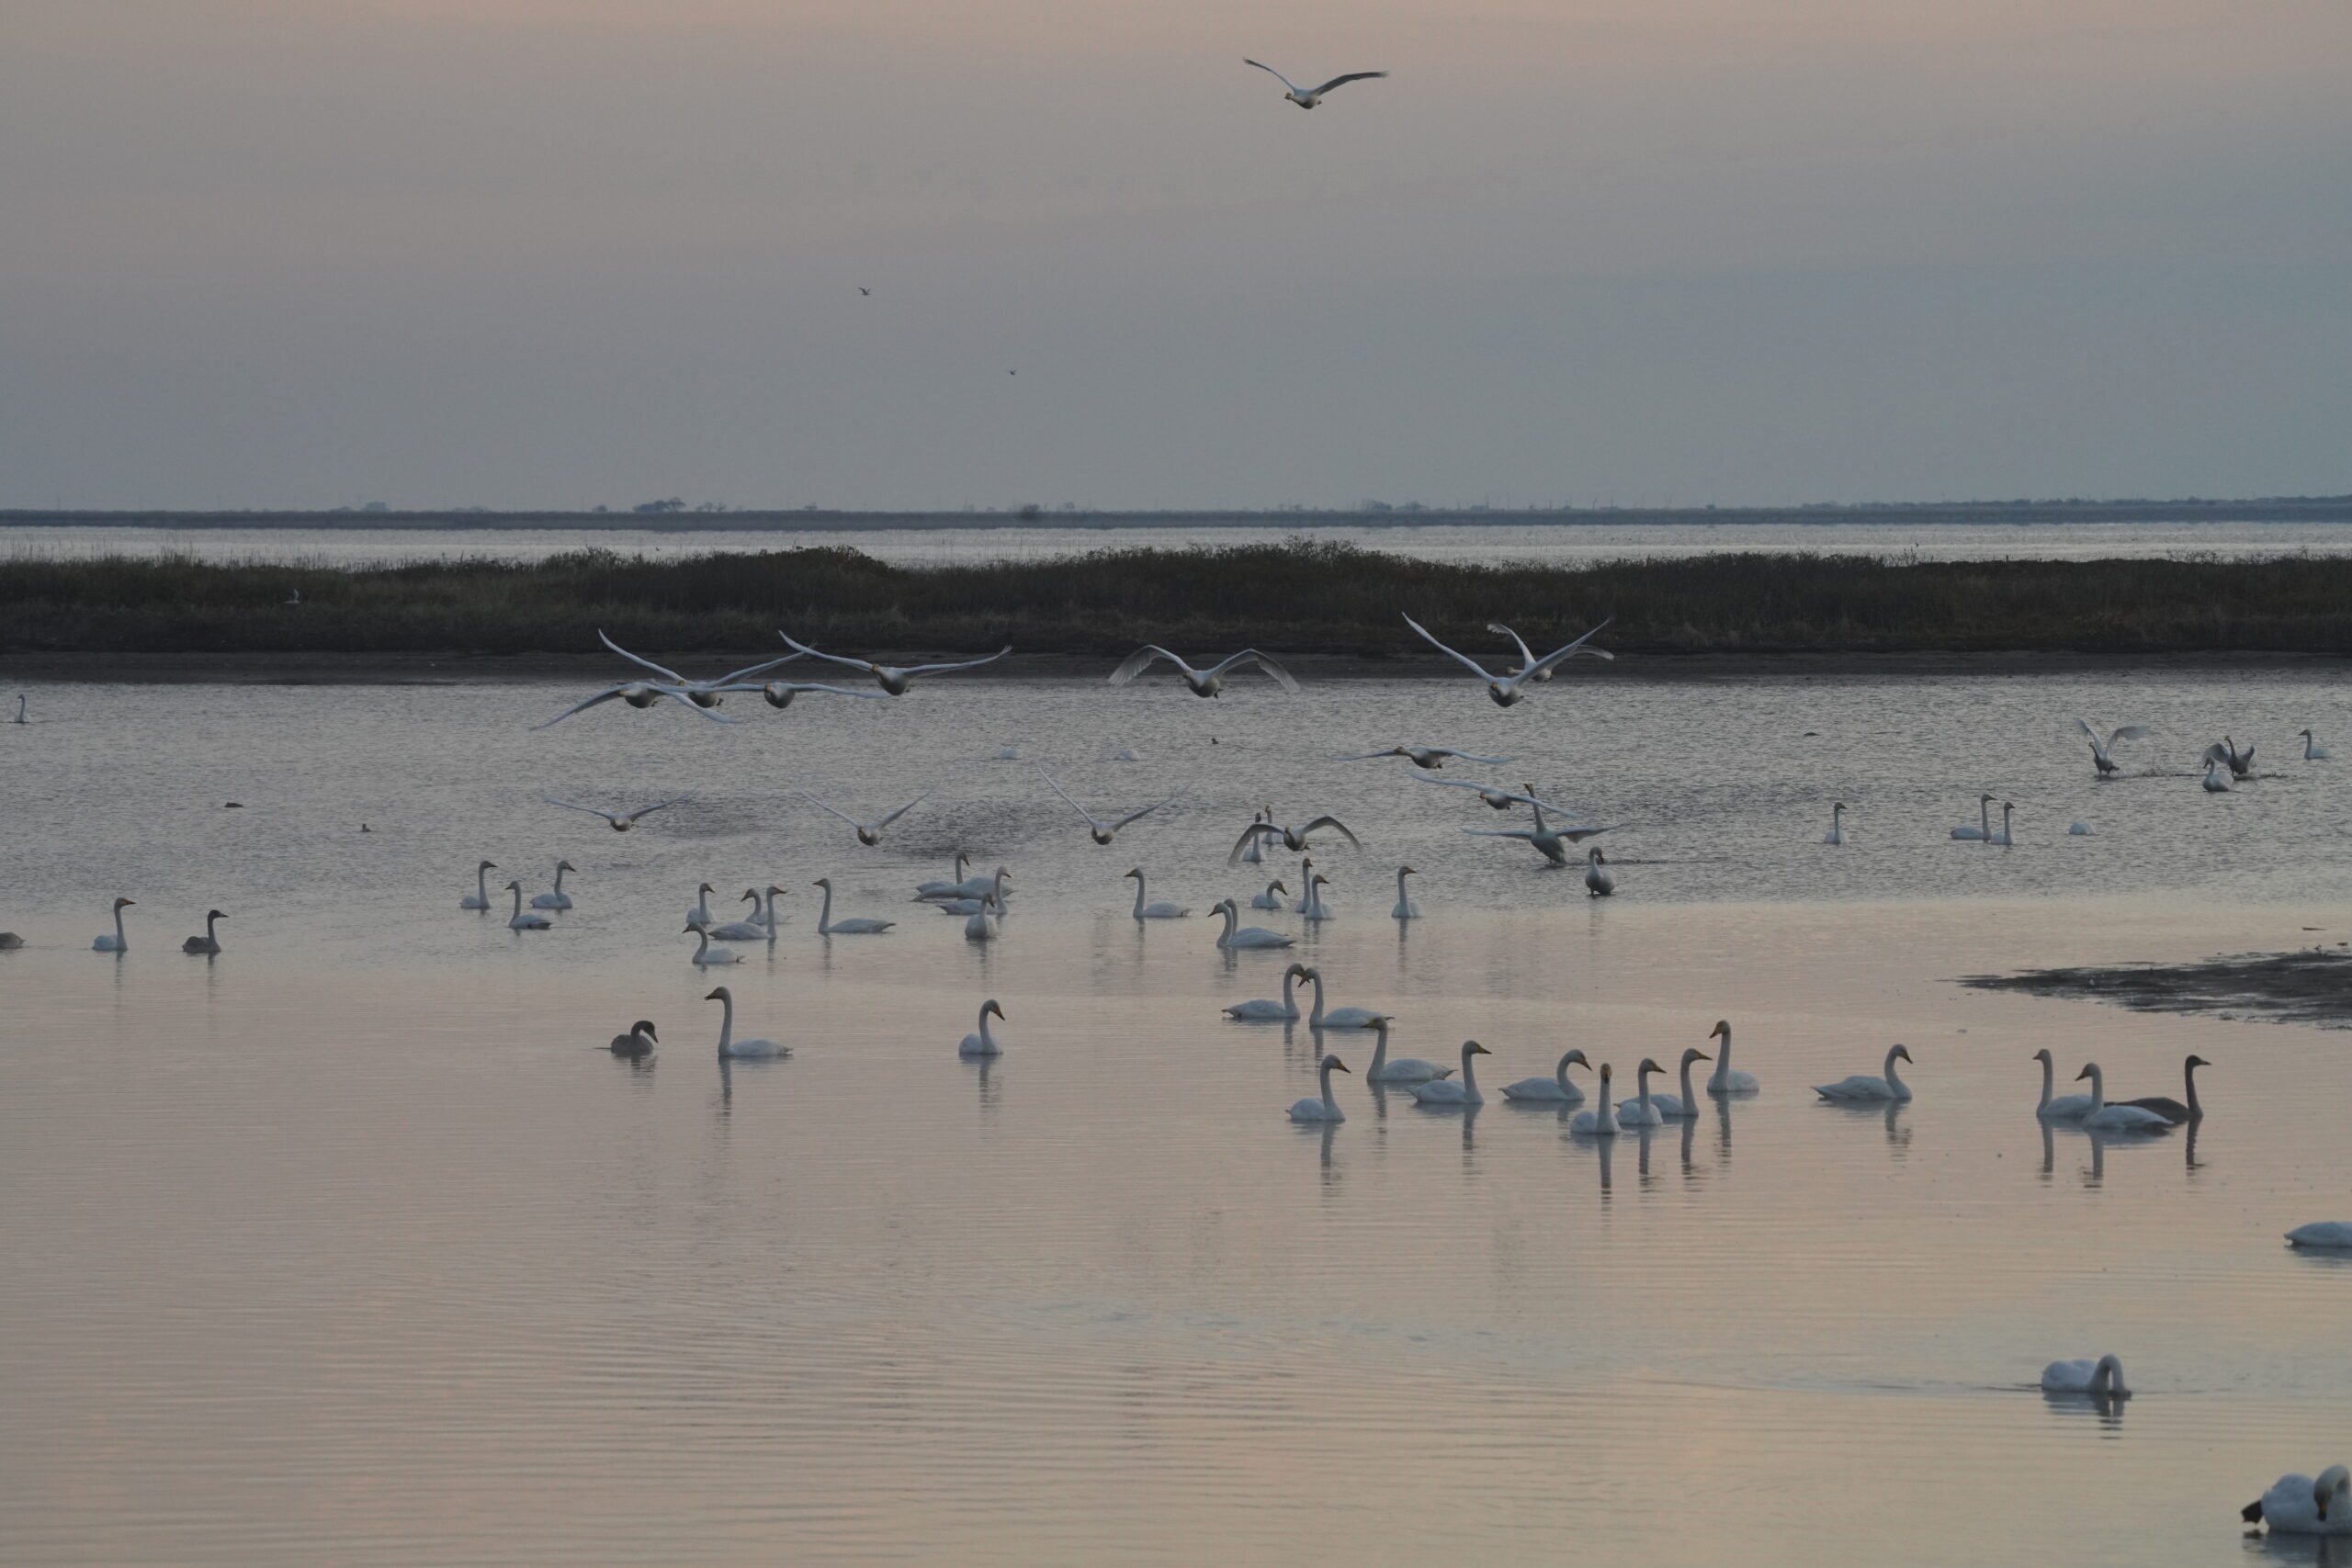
3, 0, 2347, 511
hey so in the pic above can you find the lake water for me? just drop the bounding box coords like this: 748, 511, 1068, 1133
5, 515, 2352, 567
4, 671, 2348, 1566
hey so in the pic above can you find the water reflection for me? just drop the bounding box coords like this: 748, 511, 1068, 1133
2039, 1388, 2129, 1432
2245, 1533, 2352, 1567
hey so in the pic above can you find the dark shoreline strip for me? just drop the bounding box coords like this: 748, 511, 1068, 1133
1960, 950, 2352, 1030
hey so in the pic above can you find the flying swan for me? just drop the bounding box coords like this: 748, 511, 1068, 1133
800, 790, 929, 847
1042, 770, 1184, 845
541, 794, 693, 831
1333, 745, 1511, 771
1242, 60, 1388, 109
1403, 614, 1612, 707
777, 632, 1010, 695
1108, 646, 1299, 697
1227, 812, 1362, 864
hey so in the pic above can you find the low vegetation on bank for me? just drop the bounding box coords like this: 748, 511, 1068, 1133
3, 541, 2350, 657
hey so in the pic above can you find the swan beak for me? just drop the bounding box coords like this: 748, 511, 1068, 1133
1895, 1046, 1913, 1063
1693, 1053, 1712, 1062
2074, 1066, 2092, 1081
1329, 1059, 1351, 1073
1710, 1021, 1726, 1037
704, 989, 722, 1001
1467, 1042, 1489, 1055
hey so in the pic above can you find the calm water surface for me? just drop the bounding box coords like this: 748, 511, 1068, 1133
4, 673, 2348, 1566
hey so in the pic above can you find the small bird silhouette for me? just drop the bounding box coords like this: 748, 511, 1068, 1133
858, 287, 870, 296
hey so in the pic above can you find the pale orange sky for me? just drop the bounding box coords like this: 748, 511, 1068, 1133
3, 0, 2346, 508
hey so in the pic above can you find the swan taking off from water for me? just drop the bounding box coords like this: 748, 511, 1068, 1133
2123, 1054, 2208, 1122
705, 987, 788, 1058
1391, 866, 1422, 919
1212, 900, 1293, 950
958, 999, 1007, 1057
2301, 728, 2332, 761
1225, 963, 1310, 1021
1639, 1048, 1713, 1119
2073, 1064, 2173, 1131
777, 632, 1010, 695
2041, 1354, 2130, 1398
1502, 1049, 1589, 1103
2030, 1048, 2094, 1120
1227, 812, 1362, 863
2207, 736, 2256, 778
459, 861, 499, 909
1109, 645, 1299, 697
2244, 1465, 2352, 1535
182, 910, 226, 954
1334, 745, 1512, 771
1403, 614, 1612, 707
1815, 1044, 1913, 1102
1704, 1021, 1758, 1094
541, 794, 692, 831
92, 897, 134, 952
504, 882, 552, 931
1042, 770, 1184, 845
2286, 1223, 2352, 1249
1288, 1055, 1351, 1122
1242, 59, 1387, 108
1463, 797, 1615, 867
531, 862, 577, 910
1125, 869, 1190, 919
801, 791, 928, 847
1360, 1016, 1454, 1084
683, 923, 743, 965
1250, 880, 1289, 910
1302, 967, 1379, 1029
812, 878, 894, 934
1408, 1041, 1490, 1105
1584, 847, 1615, 897
1568, 1064, 1621, 1134
2075, 719, 2150, 776
1951, 793, 1995, 840
609, 1021, 657, 1057
1823, 803, 1849, 845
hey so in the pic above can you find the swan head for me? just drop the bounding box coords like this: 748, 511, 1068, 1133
557, 860, 575, 873
704, 987, 730, 1003
1124, 868, 1141, 880
1589, 848, 1607, 863
2186, 1054, 2211, 1070
1357, 1015, 1392, 1035
1270, 880, 1288, 894
812, 878, 832, 889
1561, 1050, 1591, 1070
1709, 1020, 1729, 1041
504, 880, 523, 893
1310, 873, 1330, 887
1892, 1045, 1913, 1064
205, 909, 225, 921
1635, 1056, 1664, 1077
982, 999, 1006, 1021
741, 888, 760, 901
2031, 1047, 2053, 1065
478, 861, 497, 873
1681, 1048, 1712, 1066
629, 1021, 657, 1041
2318, 1466, 2352, 1518
1596, 1062, 1613, 1085
1462, 1040, 1490, 1058
2073, 1062, 2099, 1083
1321, 1055, 1351, 1074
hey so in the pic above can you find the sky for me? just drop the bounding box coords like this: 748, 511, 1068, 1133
2, 0, 2347, 512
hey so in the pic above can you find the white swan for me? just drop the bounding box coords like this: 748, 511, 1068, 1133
1815, 1044, 1913, 1102
1333, 745, 1512, 771
1502, 1048, 1589, 1103
706, 986, 789, 1058
2030, 1048, 2094, 1120
541, 794, 694, 831
1615, 1056, 1667, 1125
1823, 802, 1849, 845
1242, 59, 1389, 110
608, 1020, 657, 1057
1361, 1016, 1456, 1084
1288, 1054, 1351, 1122
182, 909, 225, 954
1568, 1064, 1621, 1134
1291, 858, 1317, 912
918, 864, 1012, 905
777, 632, 1011, 695
504, 882, 552, 931
1227, 813, 1362, 863
0, 931, 23, 950
1403, 614, 1612, 706
683, 922, 743, 965
531, 862, 577, 910
1704, 1020, 1758, 1094
1409, 1040, 1490, 1105
1642, 1047, 1713, 1119
1213, 899, 1294, 950
1302, 967, 1379, 1030
754, 885, 789, 931
1238, 809, 1269, 863
2211, 736, 2256, 777
684, 883, 718, 927
528, 632, 804, 728
1043, 771, 1186, 845
916, 853, 973, 897
9, 694, 22, 724
2201, 759, 2232, 793
1125, 868, 1191, 919
958, 998, 1006, 1057
2244, 1465, 2352, 1535
1987, 801, 2015, 846
1250, 879, 1289, 910
1301, 873, 1336, 921
1109, 644, 1300, 696
1584, 847, 1615, 897
92, 897, 134, 952
800, 790, 929, 847
2076, 719, 2150, 776
1391, 865, 1422, 919
813, 877, 894, 934
2286, 1223, 2352, 1249
707, 890, 773, 942
1225, 963, 1311, 1021
2041, 1353, 2130, 1397
1487, 621, 1562, 682
2301, 728, 2332, 761
963, 892, 1001, 942
1951, 793, 1994, 840
1416, 775, 1556, 811
459, 861, 498, 909
1462, 796, 1617, 867
933, 868, 1013, 922
2074, 1064, 2174, 1131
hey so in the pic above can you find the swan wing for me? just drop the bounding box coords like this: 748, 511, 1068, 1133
1038, 769, 1106, 829
1205, 649, 1301, 693
712, 650, 807, 684
1108, 790, 1186, 831
1435, 750, 1513, 765
1226, 822, 1282, 864
2073, 717, 2103, 746
531, 685, 634, 730
598, 629, 686, 683
2109, 725, 2150, 743
1307, 70, 1388, 96
539, 796, 620, 825
1525, 618, 1616, 675
771, 682, 889, 700
1110, 645, 1184, 685
777, 632, 877, 674
622, 794, 694, 822
1242, 58, 1303, 94
1462, 829, 1536, 840
797, 792, 866, 828
1331, 750, 1403, 762
1402, 615, 1495, 680
1413, 775, 1491, 795
653, 687, 742, 722
1485, 622, 1540, 670
1297, 815, 1362, 850
872, 793, 931, 829
903, 648, 1012, 676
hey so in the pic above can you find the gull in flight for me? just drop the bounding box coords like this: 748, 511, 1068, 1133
777, 633, 1010, 695
1040, 769, 1184, 845
1404, 615, 1612, 707
540, 794, 694, 831
1463, 799, 1616, 866
1333, 745, 1511, 771
1243, 59, 1388, 109
2075, 719, 2150, 777
800, 790, 930, 846
531, 632, 806, 728
1228, 812, 1362, 864
1414, 775, 1576, 814
1108, 646, 1299, 698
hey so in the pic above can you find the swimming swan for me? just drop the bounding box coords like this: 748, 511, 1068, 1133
1361, 1016, 1456, 1084
706, 986, 789, 1058
1704, 1020, 1758, 1094
1408, 1040, 1490, 1105
2201, 760, 2232, 794
2244, 1465, 2352, 1535
1302, 967, 1379, 1030
505, 882, 553, 930
1251, 880, 1289, 910
1613, 1056, 1669, 1124
2286, 1223, 2352, 1249
1951, 793, 1995, 840
707, 890, 775, 942
2122, 1054, 2208, 1122
459, 861, 498, 910
608, 1020, 657, 1057
92, 896, 134, 952
1815, 1044, 1913, 1102
531, 862, 577, 910
1125, 868, 1191, 919
2030, 1048, 2093, 1119
915, 853, 974, 897
1502, 1048, 1589, 1103
1391, 865, 1422, 919
2074, 1063, 2174, 1131
813, 878, 894, 934
1225, 963, 1310, 1021
2300, 728, 2332, 761
182, 909, 226, 954
1823, 802, 1849, 844
1584, 847, 1615, 897
1213, 900, 1294, 950
1288, 1055, 1351, 1122
1640, 1047, 1713, 1119
685, 883, 717, 927
683, 923, 743, 965
958, 998, 1006, 1057
1987, 801, 2015, 846
1568, 1064, 1621, 1134
2041, 1353, 2131, 1397
1301, 872, 1336, 921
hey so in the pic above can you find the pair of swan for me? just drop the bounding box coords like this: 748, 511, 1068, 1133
2076, 719, 2150, 776
93, 897, 134, 951
1125, 869, 1190, 919
959, 999, 1007, 1056
1815, 1044, 1913, 1101
1404, 614, 1612, 706
919, 863, 1013, 908
1212, 900, 1293, 949
778, 632, 1011, 695
814, 877, 893, 934
531, 635, 806, 727
1287, 1054, 1351, 1122
2032, 1049, 2204, 1123
706, 987, 789, 1057
542, 793, 693, 831
1617, 1049, 1713, 1122
2041, 1353, 2130, 1397
1109, 645, 1299, 696
1044, 771, 1184, 844
707, 887, 786, 942
2245, 1465, 2352, 1535
802, 791, 928, 846
530, 862, 577, 910
182, 909, 226, 954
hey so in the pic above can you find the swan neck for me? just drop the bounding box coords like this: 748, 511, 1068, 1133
1459, 1048, 1479, 1096
1680, 1058, 1696, 1102
1367, 1025, 1387, 1074
716, 993, 733, 1049
1318, 1058, 1339, 1112
818, 882, 833, 930
1883, 1048, 1907, 1095
1132, 876, 1146, 918
2083, 1064, 2103, 1110
2183, 1059, 2201, 1114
